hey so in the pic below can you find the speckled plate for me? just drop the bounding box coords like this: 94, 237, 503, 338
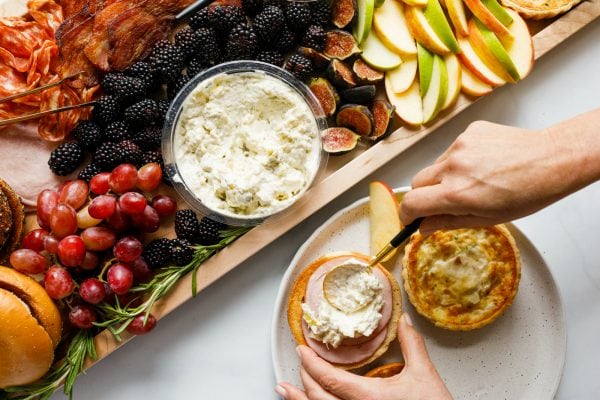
271, 187, 566, 399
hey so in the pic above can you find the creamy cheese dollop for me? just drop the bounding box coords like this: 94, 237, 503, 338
302, 259, 384, 348
173, 71, 321, 219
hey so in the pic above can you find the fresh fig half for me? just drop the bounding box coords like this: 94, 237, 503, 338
341, 85, 376, 105
322, 127, 360, 155
336, 104, 374, 136
297, 46, 331, 71
327, 59, 357, 89
353, 59, 384, 84
370, 99, 395, 141
331, 0, 357, 28
309, 78, 340, 117
323, 30, 361, 60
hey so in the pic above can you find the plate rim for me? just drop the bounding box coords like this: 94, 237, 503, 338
270, 186, 567, 398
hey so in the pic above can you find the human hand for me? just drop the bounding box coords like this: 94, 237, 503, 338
275, 314, 452, 400
400, 120, 584, 234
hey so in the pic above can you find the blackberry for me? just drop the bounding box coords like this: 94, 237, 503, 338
197, 217, 226, 245
187, 57, 208, 77
104, 120, 131, 142
71, 120, 104, 151
124, 99, 162, 127
143, 238, 173, 268
310, 0, 331, 26
100, 73, 146, 104
189, 7, 212, 30
134, 127, 162, 150
285, 53, 313, 81
125, 61, 156, 90
284, 2, 311, 32
255, 50, 284, 66
210, 6, 246, 34
302, 25, 326, 51
78, 163, 102, 182
242, 0, 263, 16
253, 5, 285, 45
48, 141, 84, 176
142, 150, 163, 165
149, 40, 185, 83
92, 95, 121, 126
224, 23, 259, 60
156, 100, 170, 125
93, 142, 123, 169
170, 238, 194, 266
191, 27, 221, 66
272, 25, 297, 53
168, 73, 190, 100
175, 26, 201, 59
118, 140, 143, 166
174, 209, 200, 241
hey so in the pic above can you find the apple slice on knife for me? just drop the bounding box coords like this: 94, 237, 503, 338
370, 181, 401, 264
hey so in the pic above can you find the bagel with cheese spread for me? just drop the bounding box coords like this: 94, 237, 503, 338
0, 266, 62, 388
287, 252, 402, 370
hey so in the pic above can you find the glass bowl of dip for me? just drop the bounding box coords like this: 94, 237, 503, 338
162, 60, 328, 226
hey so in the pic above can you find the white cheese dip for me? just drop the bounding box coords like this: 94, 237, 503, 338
174, 71, 321, 219
302, 259, 384, 348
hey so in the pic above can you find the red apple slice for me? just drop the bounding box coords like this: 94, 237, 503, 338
461, 64, 493, 96
457, 36, 506, 87
463, 0, 514, 45
369, 181, 401, 263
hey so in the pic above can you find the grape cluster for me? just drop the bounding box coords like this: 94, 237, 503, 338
10, 162, 179, 333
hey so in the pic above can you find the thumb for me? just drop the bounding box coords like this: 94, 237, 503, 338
397, 313, 434, 371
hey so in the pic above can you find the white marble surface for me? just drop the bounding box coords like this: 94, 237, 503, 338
51, 20, 600, 400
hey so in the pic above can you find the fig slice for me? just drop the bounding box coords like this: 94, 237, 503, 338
336, 104, 375, 136
309, 78, 340, 117
327, 59, 357, 89
332, 0, 357, 28
370, 99, 395, 140
297, 46, 331, 71
341, 85, 376, 105
322, 127, 360, 155
353, 59, 385, 84
323, 30, 361, 60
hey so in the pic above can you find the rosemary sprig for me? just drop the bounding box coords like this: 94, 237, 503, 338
0, 330, 96, 400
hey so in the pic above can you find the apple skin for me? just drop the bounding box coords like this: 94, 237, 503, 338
468, 18, 519, 83
457, 35, 506, 87
445, 0, 469, 36
404, 5, 451, 55
505, 9, 534, 80
373, 0, 417, 55
423, 0, 461, 54
442, 53, 461, 110
463, 0, 514, 45
422, 54, 448, 124
401, 0, 428, 7
385, 77, 423, 126
417, 43, 434, 97
354, 0, 376, 44
461, 64, 493, 96
369, 181, 401, 262
481, 0, 513, 27
386, 53, 418, 93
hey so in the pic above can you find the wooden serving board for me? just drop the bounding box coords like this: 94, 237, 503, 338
86, 0, 600, 369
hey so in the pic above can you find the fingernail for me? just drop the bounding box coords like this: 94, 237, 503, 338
275, 385, 287, 398
403, 313, 413, 326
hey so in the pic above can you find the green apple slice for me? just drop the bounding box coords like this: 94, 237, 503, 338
386, 53, 417, 93
354, 0, 376, 44
473, 18, 520, 81
417, 43, 434, 97
361, 30, 403, 70
385, 77, 423, 125
424, 0, 460, 54
422, 54, 448, 123
373, 0, 417, 55
481, 0, 513, 27
442, 53, 461, 110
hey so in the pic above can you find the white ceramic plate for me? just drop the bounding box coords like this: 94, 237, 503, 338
271, 187, 566, 399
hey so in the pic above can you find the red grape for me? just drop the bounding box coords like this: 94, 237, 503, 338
130, 257, 153, 282
22, 229, 49, 252
80, 251, 100, 270
126, 314, 157, 335
88, 195, 117, 219
106, 203, 131, 231
90, 172, 111, 195
113, 236, 142, 262
80, 227, 117, 251
44, 266, 75, 299
79, 278, 106, 304
50, 203, 78, 238
37, 189, 59, 230
59, 180, 88, 210
43, 235, 60, 254
57, 235, 86, 267
109, 164, 138, 194
130, 205, 160, 233
9, 249, 48, 274
68, 304, 97, 329
77, 205, 102, 229
137, 163, 162, 192
118, 192, 147, 215
107, 263, 133, 294
151, 195, 177, 217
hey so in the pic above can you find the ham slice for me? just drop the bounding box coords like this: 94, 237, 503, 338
301, 258, 393, 364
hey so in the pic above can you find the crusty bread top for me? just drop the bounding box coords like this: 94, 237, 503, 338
501, 0, 582, 19
287, 251, 402, 370
364, 362, 405, 378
